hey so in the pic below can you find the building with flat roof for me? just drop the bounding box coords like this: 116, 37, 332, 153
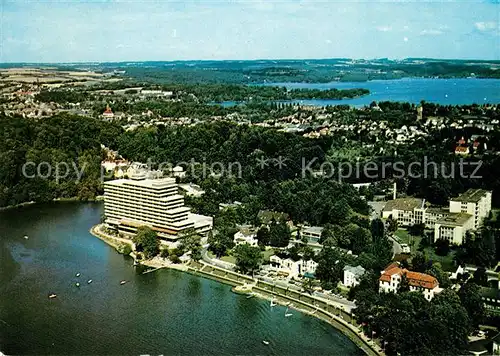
449, 189, 492, 229
434, 212, 474, 245
301, 226, 324, 243
382, 198, 426, 225
104, 177, 212, 242
382, 189, 492, 245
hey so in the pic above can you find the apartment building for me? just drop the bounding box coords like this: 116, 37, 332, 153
104, 176, 212, 242
379, 262, 441, 301
434, 213, 474, 245
449, 189, 492, 229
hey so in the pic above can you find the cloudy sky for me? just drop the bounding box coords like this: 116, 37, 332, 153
1, 0, 499, 62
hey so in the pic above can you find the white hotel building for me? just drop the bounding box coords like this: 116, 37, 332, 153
103, 176, 212, 242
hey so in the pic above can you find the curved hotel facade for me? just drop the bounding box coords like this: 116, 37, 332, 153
103, 176, 212, 242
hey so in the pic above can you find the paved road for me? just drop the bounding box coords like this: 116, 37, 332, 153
201, 248, 355, 311
388, 235, 402, 255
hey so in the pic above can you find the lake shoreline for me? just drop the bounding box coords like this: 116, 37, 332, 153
89, 223, 382, 356
0, 196, 104, 212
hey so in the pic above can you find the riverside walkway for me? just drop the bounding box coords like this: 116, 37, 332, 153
90, 224, 383, 356
188, 259, 384, 356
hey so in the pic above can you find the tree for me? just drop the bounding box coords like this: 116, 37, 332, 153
426, 263, 451, 288
132, 226, 159, 259
434, 238, 450, 256
320, 224, 334, 244
370, 218, 385, 242
208, 228, 235, 258
387, 217, 398, 233
302, 245, 315, 261
268, 220, 291, 247
302, 277, 317, 294
473, 266, 489, 287
398, 272, 410, 293
408, 223, 425, 237
179, 228, 202, 257
191, 244, 202, 261
459, 282, 486, 329
256, 226, 271, 246
315, 247, 344, 290
233, 244, 262, 275
160, 248, 170, 258
350, 226, 373, 255
411, 252, 430, 273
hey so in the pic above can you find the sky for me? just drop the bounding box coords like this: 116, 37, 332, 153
0, 0, 499, 62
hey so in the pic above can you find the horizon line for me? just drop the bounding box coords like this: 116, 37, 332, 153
1, 57, 500, 65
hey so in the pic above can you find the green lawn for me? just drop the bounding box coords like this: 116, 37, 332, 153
394, 229, 410, 244
221, 255, 236, 264
207, 250, 236, 264
394, 229, 422, 253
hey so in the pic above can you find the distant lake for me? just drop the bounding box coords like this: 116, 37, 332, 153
0, 202, 362, 356
216, 78, 500, 107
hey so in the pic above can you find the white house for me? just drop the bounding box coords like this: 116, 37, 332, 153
233, 231, 258, 247
343, 265, 366, 287
269, 255, 318, 278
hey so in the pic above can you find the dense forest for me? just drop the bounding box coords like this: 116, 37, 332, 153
3, 106, 500, 210
35, 84, 369, 104
89, 59, 500, 84
0, 113, 121, 207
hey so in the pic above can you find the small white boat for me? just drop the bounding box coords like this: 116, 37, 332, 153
120, 280, 127, 285
24, 235, 29, 240
262, 340, 269, 345
270, 298, 276, 307
246, 294, 254, 299
48, 294, 57, 299
75, 283, 80, 287
285, 313, 293, 317
87, 280, 92, 284
76, 273, 81, 277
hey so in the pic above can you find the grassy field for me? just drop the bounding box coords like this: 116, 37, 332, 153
394, 228, 456, 271
394, 229, 410, 243
394, 229, 422, 253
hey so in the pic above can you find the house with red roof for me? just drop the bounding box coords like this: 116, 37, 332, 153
102, 104, 114, 119
379, 262, 441, 301
455, 146, 469, 156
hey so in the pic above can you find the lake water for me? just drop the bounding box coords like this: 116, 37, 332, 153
219, 78, 500, 107
0, 202, 362, 355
